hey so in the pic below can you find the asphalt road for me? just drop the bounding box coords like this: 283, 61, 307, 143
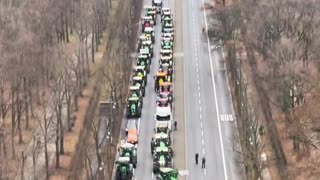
182, 0, 245, 179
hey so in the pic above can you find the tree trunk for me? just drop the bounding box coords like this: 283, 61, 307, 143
65, 11, 70, 43
66, 90, 72, 131
17, 93, 23, 144
59, 105, 64, 154
23, 77, 29, 129
55, 122, 60, 168
29, 88, 34, 118
11, 88, 16, 158
44, 115, 49, 180
91, 28, 95, 63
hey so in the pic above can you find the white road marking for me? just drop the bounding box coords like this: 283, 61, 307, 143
199, 113, 202, 119
199, 106, 202, 113
220, 114, 234, 122
202, 139, 204, 145
198, 92, 201, 98
198, 99, 201, 105
137, 118, 141, 132
201, 131, 204, 136
204, 169, 207, 175
202, 148, 205, 154
200, 122, 203, 128
152, 172, 154, 179
197, 85, 200, 91
201, 0, 228, 178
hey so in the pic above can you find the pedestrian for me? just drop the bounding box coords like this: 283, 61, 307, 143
174, 121, 177, 130
202, 157, 206, 168
151, 138, 154, 155
195, 153, 199, 165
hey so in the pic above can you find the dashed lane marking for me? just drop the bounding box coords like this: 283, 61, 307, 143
199, 106, 202, 113
200, 113, 202, 120
200, 122, 203, 128
202, 148, 205, 154
201, 131, 204, 137
202, 139, 204, 145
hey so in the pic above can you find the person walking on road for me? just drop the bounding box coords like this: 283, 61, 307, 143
195, 153, 199, 165
151, 138, 154, 155
202, 157, 206, 168
174, 121, 177, 130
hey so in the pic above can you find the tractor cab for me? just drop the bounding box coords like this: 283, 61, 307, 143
126, 95, 142, 118
160, 49, 173, 59
156, 167, 179, 180
140, 40, 154, 57
152, 0, 163, 13
155, 123, 171, 134
129, 86, 143, 99
154, 71, 168, 92
139, 34, 152, 45
153, 146, 173, 173
161, 40, 173, 51
145, 27, 155, 43
115, 156, 134, 180
162, 33, 174, 42
161, 11, 173, 21
119, 142, 138, 168
137, 54, 151, 73
162, 28, 174, 38
133, 65, 147, 82
139, 45, 152, 59
161, 8, 171, 17
160, 54, 173, 67
144, 6, 157, 22
141, 16, 154, 33
157, 92, 172, 107
154, 133, 172, 147
162, 16, 173, 29
159, 63, 172, 80
160, 82, 172, 94
132, 76, 146, 96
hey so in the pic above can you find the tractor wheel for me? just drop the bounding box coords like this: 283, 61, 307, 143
116, 171, 120, 180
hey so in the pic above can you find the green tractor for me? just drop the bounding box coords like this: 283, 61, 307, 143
156, 167, 179, 180
138, 40, 153, 57
139, 45, 152, 60
144, 5, 157, 23
137, 54, 151, 73
119, 142, 138, 168
162, 16, 173, 29
154, 132, 172, 146
131, 76, 146, 96
129, 85, 143, 99
161, 40, 173, 51
115, 157, 134, 180
126, 95, 142, 118
153, 145, 173, 173
133, 66, 148, 84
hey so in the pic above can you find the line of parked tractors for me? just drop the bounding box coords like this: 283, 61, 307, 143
114, 1, 179, 180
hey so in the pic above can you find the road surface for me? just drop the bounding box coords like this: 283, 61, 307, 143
133, 0, 176, 180
182, 0, 245, 179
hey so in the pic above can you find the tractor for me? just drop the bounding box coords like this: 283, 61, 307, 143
159, 63, 173, 82
153, 146, 173, 173
138, 39, 153, 57
162, 16, 173, 30
137, 54, 151, 73
144, 5, 157, 23
141, 15, 154, 33
156, 167, 179, 180
133, 66, 148, 84
154, 132, 172, 147
154, 71, 168, 92
119, 142, 138, 168
145, 27, 155, 43
131, 76, 146, 96
115, 157, 134, 180
139, 45, 152, 59
126, 95, 142, 118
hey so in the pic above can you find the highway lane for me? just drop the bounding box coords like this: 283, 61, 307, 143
183, 0, 245, 179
